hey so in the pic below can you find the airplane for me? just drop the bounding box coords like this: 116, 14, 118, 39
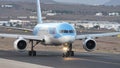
0, 0, 120, 57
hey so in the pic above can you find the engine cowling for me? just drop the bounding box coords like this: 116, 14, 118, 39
14, 38, 27, 51
83, 38, 96, 51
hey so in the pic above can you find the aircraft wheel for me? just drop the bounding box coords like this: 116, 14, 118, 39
29, 51, 36, 56
63, 51, 74, 57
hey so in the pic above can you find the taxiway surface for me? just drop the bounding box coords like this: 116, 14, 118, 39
0, 50, 120, 68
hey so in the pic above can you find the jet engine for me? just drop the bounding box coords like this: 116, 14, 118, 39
14, 38, 27, 51
83, 38, 96, 51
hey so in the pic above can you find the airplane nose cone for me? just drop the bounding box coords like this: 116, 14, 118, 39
63, 36, 75, 43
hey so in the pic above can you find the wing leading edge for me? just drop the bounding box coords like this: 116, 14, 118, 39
76, 32, 120, 40
0, 33, 43, 41
4, 26, 33, 32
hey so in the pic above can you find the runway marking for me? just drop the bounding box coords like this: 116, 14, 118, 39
63, 57, 120, 66
81, 58, 120, 66
0, 58, 54, 68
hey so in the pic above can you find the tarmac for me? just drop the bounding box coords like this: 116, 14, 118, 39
0, 50, 120, 68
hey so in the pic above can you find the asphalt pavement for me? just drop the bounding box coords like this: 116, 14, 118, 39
0, 50, 119, 68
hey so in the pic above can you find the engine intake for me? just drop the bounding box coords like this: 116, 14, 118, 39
14, 38, 27, 51
83, 38, 96, 51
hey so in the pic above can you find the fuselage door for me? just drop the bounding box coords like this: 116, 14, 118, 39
49, 28, 56, 35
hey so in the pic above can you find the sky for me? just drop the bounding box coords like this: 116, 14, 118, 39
54, 0, 110, 5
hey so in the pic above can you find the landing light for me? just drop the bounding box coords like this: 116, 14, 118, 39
63, 47, 68, 52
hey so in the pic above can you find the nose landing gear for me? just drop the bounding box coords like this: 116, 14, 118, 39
63, 43, 74, 57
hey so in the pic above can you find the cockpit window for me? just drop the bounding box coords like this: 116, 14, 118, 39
69, 30, 74, 33
60, 30, 68, 33
64, 30, 69, 33
60, 30, 74, 33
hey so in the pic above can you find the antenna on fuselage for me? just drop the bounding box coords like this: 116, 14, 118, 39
37, 0, 43, 24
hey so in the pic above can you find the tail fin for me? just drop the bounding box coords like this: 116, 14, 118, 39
37, 0, 43, 24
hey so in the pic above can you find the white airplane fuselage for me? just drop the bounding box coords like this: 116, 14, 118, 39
33, 23, 76, 45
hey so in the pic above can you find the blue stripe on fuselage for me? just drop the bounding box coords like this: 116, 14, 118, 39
33, 23, 76, 39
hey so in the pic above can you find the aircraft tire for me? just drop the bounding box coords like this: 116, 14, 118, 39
62, 51, 74, 57
29, 51, 36, 56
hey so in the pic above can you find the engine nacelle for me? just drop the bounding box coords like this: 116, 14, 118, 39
14, 38, 27, 51
83, 38, 96, 51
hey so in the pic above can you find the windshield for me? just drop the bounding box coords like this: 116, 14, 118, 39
60, 30, 74, 33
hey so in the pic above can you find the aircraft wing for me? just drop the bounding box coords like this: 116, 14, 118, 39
0, 33, 43, 41
2, 26, 33, 32
76, 32, 120, 40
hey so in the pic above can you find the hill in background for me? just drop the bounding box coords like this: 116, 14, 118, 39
1, 0, 120, 6
105, 0, 120, 6
0, 0, 120, 22
0, 0, 57, 4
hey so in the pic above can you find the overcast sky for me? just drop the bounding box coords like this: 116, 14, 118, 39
54, 0, 110, 5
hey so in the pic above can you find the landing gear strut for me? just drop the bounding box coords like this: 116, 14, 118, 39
63, 43, 74, 57
28, 40, 40, 56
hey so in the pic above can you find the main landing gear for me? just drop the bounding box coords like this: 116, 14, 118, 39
28, 40, 74, 57
63, 43, 74, 57
28, 40, 40, 56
